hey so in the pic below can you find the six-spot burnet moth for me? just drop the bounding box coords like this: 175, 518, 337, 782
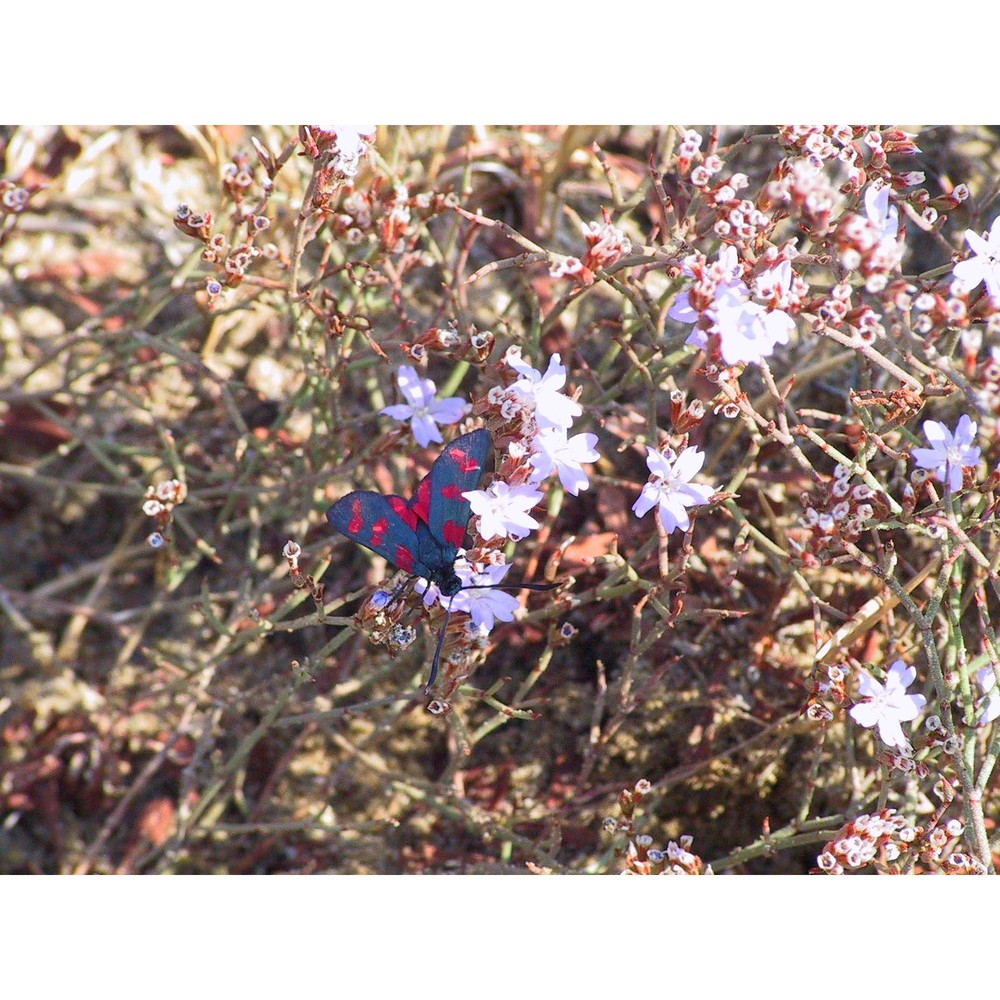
326, 428, 556, 692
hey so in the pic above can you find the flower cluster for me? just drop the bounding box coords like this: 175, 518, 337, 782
777, 127, 922, 193
701, 170, 775, 244
802, 661, 850, 723
356, 348, 596, 703
676, 128, 704, 174
329, 184, 459, 259
776, 125, 859, 165
302, 125, 376, 179
174, 202, 272, 301
621, 834, 712, 876
815, 808, 920, 874
402, 322, 495, 367
817, 806, 981, 874
329, 188, 375, 246
472, 346, 598, 510
669, 245, 801, 366
142, 478, 187, 548
832, 184, 904, 293
795, 464, 889, 563
413, 555, 521, 641
550, 208, 632, 286
297, 126, 379, 224
604, 779, 712, 875
0, 178, 33, 216
763, 155, 843, 236
424, 350, 596, 691
221, 152, 255, 206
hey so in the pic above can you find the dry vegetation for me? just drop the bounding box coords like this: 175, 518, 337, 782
2, 125, 999, 874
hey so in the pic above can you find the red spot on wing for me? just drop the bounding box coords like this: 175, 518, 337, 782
388, 495, 418, 530
448, 447, 480, 474
395, 544, 415, 572
370, 516, 389, 547
413, 478, 431, 524
443, 520, 465, 547
441, 483, 463, 500
348, 497, 364, 535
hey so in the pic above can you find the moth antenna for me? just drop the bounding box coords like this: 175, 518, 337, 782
459, 580, 561, 593
387, 575, 415, 604
424, 594, 455, 694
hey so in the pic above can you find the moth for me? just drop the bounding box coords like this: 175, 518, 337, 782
327, 428, 555, 691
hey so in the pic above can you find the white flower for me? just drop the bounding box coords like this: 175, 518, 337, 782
464, 481, 543, 541
529, 427, 600, 496
953, 217, 1000, 298
319, 125, 376, 178
864, 184, 899, 242
849, 660, 926, 750
507, 351, 583, 430
910, 414, 981, 491
380, 365, 469, 447
632, 445, 714, 534
976, 667, 1000, 726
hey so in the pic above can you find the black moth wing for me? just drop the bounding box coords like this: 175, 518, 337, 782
326, 489, 432, 579
417, 428, 492, 555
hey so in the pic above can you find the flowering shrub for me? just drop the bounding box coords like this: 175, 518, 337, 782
4, 125, 1000, 875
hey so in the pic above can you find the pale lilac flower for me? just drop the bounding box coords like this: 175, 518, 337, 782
415, 558, 519, 631
667, 247, 743, 325
667, 288, 701, 325
910, 414, 981, 491
953, 217, 1000, 298
849, 660, 926, 750
529, 427, 600, 496
672, 249, 794, 366
380, 365, 469, 447
864, 185, 899, 242
464, 481, 543, 541
753, 260, 794, 304
507, 351, 582, 430
711, 288, 793, 366
632, 445, 714, 534
714, 244, 741, 278
976, 667, 1000, 726
452, 561, 520, 631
